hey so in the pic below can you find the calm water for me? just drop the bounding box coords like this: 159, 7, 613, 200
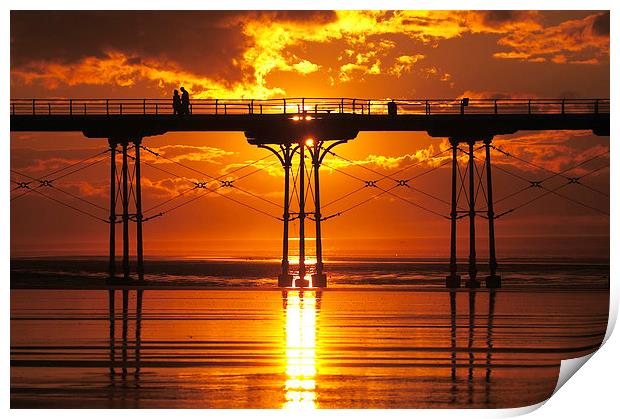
10, 260, 609, 408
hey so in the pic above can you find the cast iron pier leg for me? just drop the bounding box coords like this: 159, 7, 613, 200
446, 138, 461, 288
312, 142, 327, 287
134, 139, 144, 281
484, 138, 501, 288
466, 140, 480, 288
278, 145, 294, 287
297, 142, 309, 287
122, 142, 130, 281
108, 140, 116, 279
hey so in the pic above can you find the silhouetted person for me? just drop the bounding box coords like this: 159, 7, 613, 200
180, 86, 190, 115
172, 90, 182, 116
387, 100, 397, 116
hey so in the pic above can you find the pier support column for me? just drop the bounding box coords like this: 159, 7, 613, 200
259, 144, 296, 287
258, 139, 347, 288
311, 141, 327, 288
297, 142, 309, 288
121, 142, 130, 281
134, 139, 144, 281
279, 145, 294, 287
446, 138, 461, 288
108, 140, 117, 279
466, 140, 480, 288
484, 138, 501, 288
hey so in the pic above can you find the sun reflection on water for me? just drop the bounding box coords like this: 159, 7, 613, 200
283, 290, 318, 409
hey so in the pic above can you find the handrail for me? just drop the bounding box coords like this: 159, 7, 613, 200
9, 98, 610, 116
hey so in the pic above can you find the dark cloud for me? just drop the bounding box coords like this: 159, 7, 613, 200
592, 11, 610, 36
267, 10, 337, 24
124, 56, 142, 65
10, 11, 247, 81
480, 10, 539, 28
226, 10, 337, 25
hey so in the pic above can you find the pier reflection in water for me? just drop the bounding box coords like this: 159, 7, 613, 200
282, 289, 321, 409
108, 288, 143, 378
449, 289, 497, 405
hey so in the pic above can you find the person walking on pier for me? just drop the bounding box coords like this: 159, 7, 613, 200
180, 86, 190, 115
172, 89, 182, 116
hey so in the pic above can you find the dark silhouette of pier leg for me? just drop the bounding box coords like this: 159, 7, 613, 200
466, 141, 480, 288
122, 143, 130, 281
108, 289, 116, 376
483, 138, 501, 288
280, 145, 294, 286
134, 139, 144, 281
309, 139, 347, 288
109, 140, 116, 279
446, 138, 461, 288
311, 142, 326, 287
297, 142, 309, 287
259, 144, 296, 287
258, 140, 346, 288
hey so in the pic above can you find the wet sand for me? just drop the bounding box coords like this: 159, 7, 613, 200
10, 288, 608, 408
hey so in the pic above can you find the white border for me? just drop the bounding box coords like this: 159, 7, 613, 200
3, 1, 617, 418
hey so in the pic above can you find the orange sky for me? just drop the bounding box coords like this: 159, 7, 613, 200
10, 10, 610, 259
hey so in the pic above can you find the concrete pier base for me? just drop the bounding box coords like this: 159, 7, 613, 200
465, 278, 481, 288
278, 274, 294, 288
485, 275, 502, 288
296, 276, 310, 288
445, 274, 461, 288
312, 273, 327, 288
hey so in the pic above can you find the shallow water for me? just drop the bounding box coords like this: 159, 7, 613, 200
10, 258, 610, 290
11, 286, 608, 408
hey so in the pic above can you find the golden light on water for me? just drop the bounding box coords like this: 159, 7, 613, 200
287, 257, 317, 265
283, 290, 318, 409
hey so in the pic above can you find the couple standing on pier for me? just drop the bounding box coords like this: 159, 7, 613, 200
173, 87, 190, 115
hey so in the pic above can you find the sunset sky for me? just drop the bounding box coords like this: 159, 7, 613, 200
10, 10, 610, 259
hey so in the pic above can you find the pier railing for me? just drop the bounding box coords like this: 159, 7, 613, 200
10, 98, 610, 116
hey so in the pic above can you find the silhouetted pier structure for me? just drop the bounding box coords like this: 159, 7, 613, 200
10, 97, 610, 288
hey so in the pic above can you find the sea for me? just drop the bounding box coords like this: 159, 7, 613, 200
10, 257, 609, 408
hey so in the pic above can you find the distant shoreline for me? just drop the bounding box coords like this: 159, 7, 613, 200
9, 255, 612, 265
10, 257, 610, 291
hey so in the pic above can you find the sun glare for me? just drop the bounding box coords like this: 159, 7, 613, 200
284, 290, 318, 409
